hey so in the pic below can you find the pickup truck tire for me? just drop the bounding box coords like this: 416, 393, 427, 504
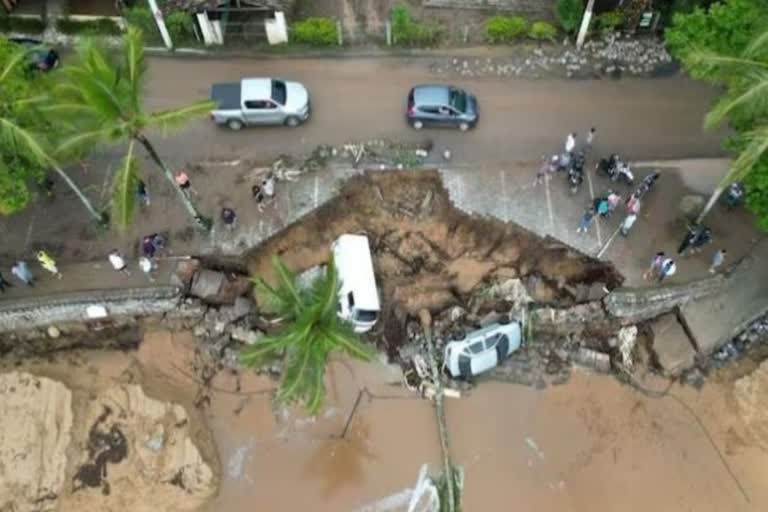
412, 120, 423, 130
227, 119, 244, 131
459, 122, 470, 132
284, 116, 301, 127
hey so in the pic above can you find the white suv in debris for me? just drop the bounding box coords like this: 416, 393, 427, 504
444, 321, 523, 378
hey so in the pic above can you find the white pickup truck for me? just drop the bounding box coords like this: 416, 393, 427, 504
210, 77, 310, 130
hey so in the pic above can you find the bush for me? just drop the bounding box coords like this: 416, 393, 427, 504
485, 15, 528, 44
0, 16, 47, 34
556, 0, 584, 34
291, 17, 337, 45
124, 6, 161, 41
528, 21, 557, 42
595, 10, 624, 33
391, 4, 441, 47
56, 18, 123, 36
164, 11, 195, 45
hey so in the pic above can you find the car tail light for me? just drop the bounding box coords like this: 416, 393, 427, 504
407, 106, 415, 116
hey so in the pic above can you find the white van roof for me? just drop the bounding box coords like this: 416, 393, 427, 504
332, 234, 380, 311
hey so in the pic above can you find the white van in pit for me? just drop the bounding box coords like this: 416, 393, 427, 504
332, 234, 380, 333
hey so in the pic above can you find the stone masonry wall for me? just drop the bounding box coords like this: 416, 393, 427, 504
423, 0, 557, 19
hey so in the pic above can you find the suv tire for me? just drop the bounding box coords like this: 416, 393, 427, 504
412, 120, 424, 130
459, 122, 470, 132
285, 116, 300, 127
227, 119, 243, 131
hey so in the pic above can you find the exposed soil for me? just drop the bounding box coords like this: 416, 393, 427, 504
246, 170, 622, 351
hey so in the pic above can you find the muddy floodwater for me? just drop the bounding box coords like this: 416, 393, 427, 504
5, 330, 767, 511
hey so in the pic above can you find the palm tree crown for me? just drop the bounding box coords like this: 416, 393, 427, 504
241, 256, 374, 415
46, 27, 214, 229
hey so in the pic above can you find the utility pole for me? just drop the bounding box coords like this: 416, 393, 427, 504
576, 0, 596, 49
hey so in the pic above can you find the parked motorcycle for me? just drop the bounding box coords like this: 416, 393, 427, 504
635, 170, 660, 199
596, 154, 634, 186
723, 182, 745, 209
568, 151, 586, 194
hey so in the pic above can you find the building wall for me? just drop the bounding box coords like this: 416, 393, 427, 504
422, 0, 557, 20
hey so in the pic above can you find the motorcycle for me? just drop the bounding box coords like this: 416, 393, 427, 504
568, 151, 586, 194
635, 170, 660, 199
596, 154, 634, 186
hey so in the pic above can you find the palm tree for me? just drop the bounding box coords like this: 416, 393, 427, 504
1, 46, 105, 224
690, 29, 768, 223
241, 256, 374, 415
46, 27, 214, 230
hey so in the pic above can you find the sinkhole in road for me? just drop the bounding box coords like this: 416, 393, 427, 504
245, 170, 624, 353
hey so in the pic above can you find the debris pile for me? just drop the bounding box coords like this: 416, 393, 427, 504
711, 313, 768, 367
431, 34, 673, 80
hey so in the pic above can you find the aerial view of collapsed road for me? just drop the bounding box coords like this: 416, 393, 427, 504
1, 0, 768, 510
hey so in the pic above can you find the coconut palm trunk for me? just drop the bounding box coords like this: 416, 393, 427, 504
696, 183, 726, 224
135, 133, 211, 229
51, 161, 107, 225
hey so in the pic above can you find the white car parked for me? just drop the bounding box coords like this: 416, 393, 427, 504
443, 321, 523, 378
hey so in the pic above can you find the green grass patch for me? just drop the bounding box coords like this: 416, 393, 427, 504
291, 17, 337, 46
56, 17, 123, 36
485, 15, 529, 44
0, 16, 47, 35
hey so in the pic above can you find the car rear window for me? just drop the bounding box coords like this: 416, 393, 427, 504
449, 89, 467, 113
271, 80, 287, 106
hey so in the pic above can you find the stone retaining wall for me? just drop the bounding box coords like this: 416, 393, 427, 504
423, 0, 556, 19
0, 286, 182, 334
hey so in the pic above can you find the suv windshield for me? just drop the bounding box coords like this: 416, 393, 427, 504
449, 89, 467, 113
271, 80, 287, 106
355, 309, 378, 322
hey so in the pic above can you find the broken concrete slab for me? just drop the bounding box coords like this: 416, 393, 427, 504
651, 313, 696, 376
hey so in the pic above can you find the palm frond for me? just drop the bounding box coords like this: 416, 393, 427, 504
687, 50, 768, 76
704, 71, 768, 128
744, 28, 768, 59
147, 100, 216, 135
124, 26, 147, 111
0, 118, 50, 167
63, 66, 127, 122
0, 48, 30, 83
111, 141, 140, 230
726, 125, 768, 185
54, 125, 119, 160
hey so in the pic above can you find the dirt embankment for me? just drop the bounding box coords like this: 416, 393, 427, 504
247, 171, 622, 347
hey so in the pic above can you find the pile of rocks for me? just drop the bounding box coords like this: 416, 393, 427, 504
430, 34, 674, 80
711, 313, 768, 367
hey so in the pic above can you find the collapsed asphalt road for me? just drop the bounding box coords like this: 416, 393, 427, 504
144, 55, 726, 165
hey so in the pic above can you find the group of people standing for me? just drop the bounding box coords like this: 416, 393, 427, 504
0, 251, 61, 291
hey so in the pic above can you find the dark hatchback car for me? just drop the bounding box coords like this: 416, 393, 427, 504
406, 84, 479, 131
9, 37, 60, 72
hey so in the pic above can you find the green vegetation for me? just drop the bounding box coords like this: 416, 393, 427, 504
46, 28, 214, 230
595, 10, 624, 33
665, 0, 768, 228
164, 11, 195, 46
56, 17, 123, 36
0, 16, 46, 35
484, 15, 528, 44
241, 256, 374, 415
556, 0, 584, 34
124, 5, 162, 43
391, 3, 441, 47
0, 38, 104, 221
291, 17, 337, 46
528, 21, 558, 43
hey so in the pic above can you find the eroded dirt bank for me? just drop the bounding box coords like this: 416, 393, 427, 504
3, 329, 767, 511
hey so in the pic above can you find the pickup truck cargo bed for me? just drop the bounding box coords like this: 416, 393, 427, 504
210, 82, 240, 110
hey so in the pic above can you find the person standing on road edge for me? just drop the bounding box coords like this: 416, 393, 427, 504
139, 256, 157, 282
108, 250, 131, 277
658, 258, 677, 283
12, 261, 35, 287
565, 132, 576, 154
36, 250, 61, 279
585, 127, 596, 152
221, 207, 237, 231
263, 173, 276, 200
577, 208, 595, 234
534, 156, 550, 186
643, 252, 665, 280
709, 249, 727, 274
137, 180, 150, 207
0, 271, 12, 292
175, 170, 197, 196
251, 184, 266, 212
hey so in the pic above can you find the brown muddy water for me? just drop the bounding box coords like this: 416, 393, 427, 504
6, 329, 768, 511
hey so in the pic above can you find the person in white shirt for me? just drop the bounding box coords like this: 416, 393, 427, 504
139, 256, 156, 282
658, 258, 677, 282
565, 132, 576, 154
108, 250, 130, 277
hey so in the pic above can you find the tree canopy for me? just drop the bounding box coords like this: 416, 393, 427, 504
0, 38, 48, 215
666, 2, 768, 230
241, 256, 374, 415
